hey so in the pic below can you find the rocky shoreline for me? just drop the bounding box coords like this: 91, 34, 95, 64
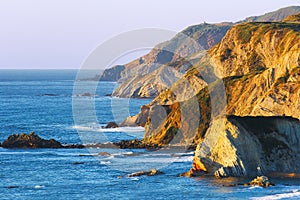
0, 132, 195, 150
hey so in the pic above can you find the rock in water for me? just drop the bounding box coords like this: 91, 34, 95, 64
246, 176, 274, 187
105, 122, 119, 128
1, 132, 62, 148
127, 168, 164, 177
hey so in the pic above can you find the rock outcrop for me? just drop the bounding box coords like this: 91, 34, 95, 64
283, 13, 300, 23
246, 176, 274, 187
99, 65, 125, 82
105, 121, 119, 128
187, 116, 300, 177
1, 132, 62, 148
138, 17, 300, 146
110, 23, 232, 98
127, 168, 164, 177
104, 6, 300, 99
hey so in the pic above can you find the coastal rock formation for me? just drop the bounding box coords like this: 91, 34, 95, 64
113, 65, 184, 98
105, 121, 119, 128
127, 168, 164, 177
121, 105, 150, 127
139, 16, 300, 146
189, 116, 300, 177
110, 23, 232, 98
246, 176, 274, 187
1, 132, 62, 148
105, 6, 300, 99
99, 65, 125, 82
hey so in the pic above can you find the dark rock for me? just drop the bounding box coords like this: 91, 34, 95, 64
100, 65, 125, 82
39, 93, 58, 97
63, 144, 85, 149
1, 132, 62, 148
114, 139, 162, 150
127, 168, 164, 177
80, 93, 95, 97
105, 122, 119, 128
71, 162, 85, 165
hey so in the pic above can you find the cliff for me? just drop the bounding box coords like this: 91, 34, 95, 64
99, 65, 125, 81
187, 116, 300, 178
138, 17, 300, 146
111, 23, 232, 98
106, 6, 300, 98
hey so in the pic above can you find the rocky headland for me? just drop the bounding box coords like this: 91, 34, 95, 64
0, 132, 163, 150
119, 11, 300, 178
2, 7, 300, 181
101, 6, 300, 99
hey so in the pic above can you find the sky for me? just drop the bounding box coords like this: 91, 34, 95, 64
0, 0, 299, 69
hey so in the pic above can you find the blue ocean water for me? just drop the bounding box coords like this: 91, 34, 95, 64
0, 70, 300, 199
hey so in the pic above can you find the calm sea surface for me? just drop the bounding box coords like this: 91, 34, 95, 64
0, 70, 300, 199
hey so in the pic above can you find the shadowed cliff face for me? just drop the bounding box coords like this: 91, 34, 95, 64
138, 18, 300, 146
190, 116, 300, 178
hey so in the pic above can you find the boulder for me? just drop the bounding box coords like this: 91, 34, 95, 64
105, 122, 119, 128
127, 168, 164, 177
245, 176, 274, 187
1, 132, 62, 148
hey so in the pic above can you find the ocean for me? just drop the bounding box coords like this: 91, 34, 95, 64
0, 70, 300, 199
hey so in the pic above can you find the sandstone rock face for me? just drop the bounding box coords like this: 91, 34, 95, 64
121, 105, 150, 127
140, 18, 300, 146
1, 132, 62, 148
112, 65, 184, 98
108, 7, 300, 99
192, 116, 300, 177
283, 13, 300, 23
209, 22, 300, 79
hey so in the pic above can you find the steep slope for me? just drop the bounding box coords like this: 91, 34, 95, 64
283, 12, 300, 23
241, 6, 300, 22
140, 19, 300, 146
111, 23, 232, 98
103, 6, 300, 97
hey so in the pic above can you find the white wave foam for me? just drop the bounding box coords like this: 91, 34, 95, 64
251, 190, 300, 200
173, 156, 194, 162
72, 125, 144, 133
129, 177, 139, 181
100, 161, 111, 165
34, 185, 45, 189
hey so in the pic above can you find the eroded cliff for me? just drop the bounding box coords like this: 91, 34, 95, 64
187, 116, 300, 178
140, 17, 300, 146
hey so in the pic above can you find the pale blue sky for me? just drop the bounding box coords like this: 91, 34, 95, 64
0, 0, 299, 69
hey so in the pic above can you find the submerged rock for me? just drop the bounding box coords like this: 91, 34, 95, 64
1, 132, 62, 148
